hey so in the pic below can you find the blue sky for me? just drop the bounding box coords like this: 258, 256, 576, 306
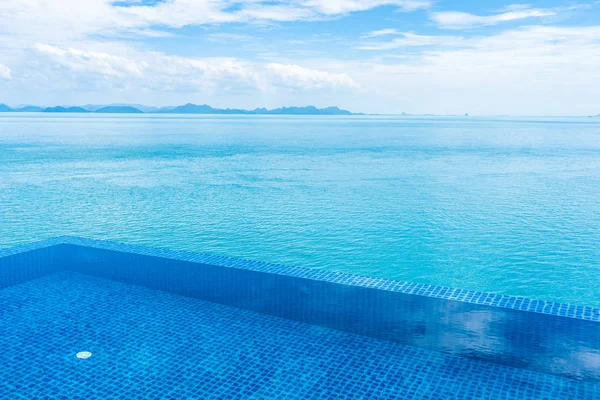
0, 0, 599, 115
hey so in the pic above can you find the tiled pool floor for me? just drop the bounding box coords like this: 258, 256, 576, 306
1, 272, 598, 400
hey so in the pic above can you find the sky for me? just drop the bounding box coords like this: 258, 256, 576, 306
0, 0, 599, 115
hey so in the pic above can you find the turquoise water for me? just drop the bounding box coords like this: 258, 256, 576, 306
1, 113, 599, 306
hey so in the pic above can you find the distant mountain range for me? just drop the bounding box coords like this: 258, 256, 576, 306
0, 103, 360, 115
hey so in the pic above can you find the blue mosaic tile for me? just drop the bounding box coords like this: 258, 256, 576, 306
2, 237, 600, 383
55, 236, 600, 323
0, 272, 598, 400
0, 238, 65, 291
0, 237, 64, 258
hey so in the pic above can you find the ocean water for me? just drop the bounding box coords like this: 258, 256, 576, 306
0, 113, 599, 307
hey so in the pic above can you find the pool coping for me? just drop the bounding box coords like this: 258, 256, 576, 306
2, 236, 599, 323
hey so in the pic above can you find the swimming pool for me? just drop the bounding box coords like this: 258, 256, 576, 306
1, 237, 599, 399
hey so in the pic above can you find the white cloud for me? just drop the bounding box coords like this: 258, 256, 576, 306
0, 1, 129, 41
266, 63, 359, 90
31, 43, 359, 94
361, 28, 401, 38
346, 25, 600, 114
0, 0, 431, 42
0, 64, 11, 80
299, 0, 430, 15
501, 4, 539, 12
431, 5, 557, 29
34, 44, 146, 79
357, 32, 464, 50
205, 33, 256, 43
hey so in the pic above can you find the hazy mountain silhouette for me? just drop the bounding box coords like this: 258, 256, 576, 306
167, 104, 254, 114
167, 103, 357, 115
15, 106, 45, 112
0, 103, 359, 115
83, 104, 175, 113
264, 106, 353, 115
94, 106, 144, 114
45, 106, 89, 113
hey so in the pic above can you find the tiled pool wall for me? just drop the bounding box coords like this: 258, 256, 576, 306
0, 239, 65, 290
2, 237, 600, 383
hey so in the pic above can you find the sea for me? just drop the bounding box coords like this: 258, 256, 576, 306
1, 113, 599, 307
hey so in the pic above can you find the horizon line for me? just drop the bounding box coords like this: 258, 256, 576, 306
0, 102, 598, 118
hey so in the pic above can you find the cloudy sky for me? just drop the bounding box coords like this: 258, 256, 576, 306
0, 0, 598, 115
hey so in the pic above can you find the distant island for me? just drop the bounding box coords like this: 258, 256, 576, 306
44, 106, 88, 113
95, 106, 144, 114
0, 103, 360, 115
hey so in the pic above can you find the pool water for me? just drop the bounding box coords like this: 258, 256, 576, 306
2, 272, 598, 399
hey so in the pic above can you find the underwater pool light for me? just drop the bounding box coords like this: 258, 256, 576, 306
76, 351, 92, 359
